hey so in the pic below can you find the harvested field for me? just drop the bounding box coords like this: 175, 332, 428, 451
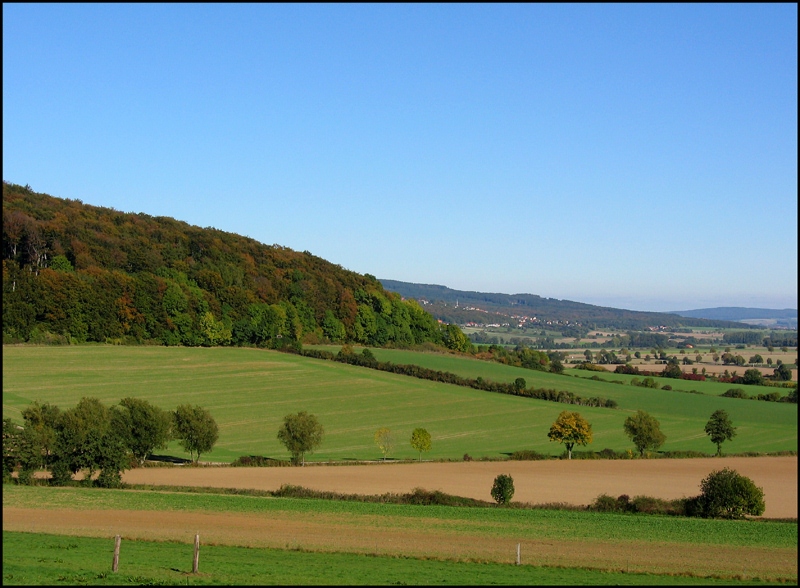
121, 456, 798, 519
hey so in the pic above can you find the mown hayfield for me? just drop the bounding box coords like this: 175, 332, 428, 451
2, 485, 797, 584
2, 345, 796, 463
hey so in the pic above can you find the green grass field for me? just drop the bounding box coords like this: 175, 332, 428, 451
3, 485, 797, 585
4, 531, 780, 586
2, 345, 796, 463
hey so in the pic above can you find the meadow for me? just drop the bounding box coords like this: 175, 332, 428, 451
2, 345, 796, 463
3, 485, 797, 584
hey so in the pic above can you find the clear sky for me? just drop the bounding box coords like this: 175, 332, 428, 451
3, 4, 797, 312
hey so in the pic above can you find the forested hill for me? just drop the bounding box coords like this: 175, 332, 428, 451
2, 182, 455, 349
379, 279, 750, 330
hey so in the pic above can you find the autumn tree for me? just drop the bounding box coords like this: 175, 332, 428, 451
410, 427, 432, 461
704, 410, 736, 456
374, 427, 394, 461
277, 411, 324, 466
172, 404, 219, 464
623, 410, 666, 457
547, 411, 593, 459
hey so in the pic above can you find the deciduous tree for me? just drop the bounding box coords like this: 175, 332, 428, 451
704, 410, 736, 456
374, 427, 394, 461
172, 404, 219, 464
114, 397, 172, 466
623, 410, 666, 457
547, 411, 592, 459
410, 428, 432, 462
277, 411, 324, 466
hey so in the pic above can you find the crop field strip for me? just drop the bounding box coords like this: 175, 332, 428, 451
3, 486, 797, 582
2, 345, 796, 462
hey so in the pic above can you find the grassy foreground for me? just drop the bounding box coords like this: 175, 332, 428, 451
2, 531, 784, 586
3, 485, 797, 584
2, 345, 796, 463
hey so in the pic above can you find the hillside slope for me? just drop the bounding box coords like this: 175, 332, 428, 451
2, 182, 446, 348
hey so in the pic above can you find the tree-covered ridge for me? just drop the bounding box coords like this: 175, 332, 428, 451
379, 279, 752, 330
2, 182, 448, 348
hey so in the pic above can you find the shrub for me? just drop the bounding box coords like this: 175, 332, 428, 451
462, 453, 473, 462
509, 450, 547, 461
698, 468, 765, 519
490, 474, 515, 504
722, 388, 749, 399
591, 493, 618, 512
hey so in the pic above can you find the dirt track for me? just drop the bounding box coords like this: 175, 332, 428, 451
122, 456, 798, 519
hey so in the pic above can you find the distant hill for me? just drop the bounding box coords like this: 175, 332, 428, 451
669, 307, 797, 329
379, 279, 752, 331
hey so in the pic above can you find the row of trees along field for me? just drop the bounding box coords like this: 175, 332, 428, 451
2, 182, 468, 350
2, 398, 219, 487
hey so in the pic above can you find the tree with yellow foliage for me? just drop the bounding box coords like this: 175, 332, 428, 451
547, 410, 593, 459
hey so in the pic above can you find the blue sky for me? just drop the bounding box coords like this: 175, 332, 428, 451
3, 4, 797, 312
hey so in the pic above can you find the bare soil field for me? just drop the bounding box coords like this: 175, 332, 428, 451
121, 456, 798, 519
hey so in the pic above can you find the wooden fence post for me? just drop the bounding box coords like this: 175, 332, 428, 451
516, 542, 520, 565
112, 535, 121, 572
192, 534, 200, 573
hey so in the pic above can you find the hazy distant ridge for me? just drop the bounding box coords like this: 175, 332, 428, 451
668, 308, 798, 321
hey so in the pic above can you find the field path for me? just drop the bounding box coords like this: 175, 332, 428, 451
122, 456, 797, 518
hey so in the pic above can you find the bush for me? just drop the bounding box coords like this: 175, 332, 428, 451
698, 468, 765, 519
722, 388, 749, 399
490, 474, 515, 505
509, 450, 548, 461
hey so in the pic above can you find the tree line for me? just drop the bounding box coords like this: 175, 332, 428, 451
3, 398, 218, 487
291, 345, 618, 409
2, 182, 465, 350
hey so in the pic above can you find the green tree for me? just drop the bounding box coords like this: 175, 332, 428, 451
50, 397, 128, 487
490, 474, 515, 505
114, 398, 172, 466
661, 360, 683, 379
277, 411, 324, 466
773, 363, 792, 381
513, 377, 527, 393
410, 427, 432, 462
21, 400, 61, 470
172, 404, 219, 464
740, 368, 763, 385
704, 410, 736, 456
698, 468, 765, 519
623, 410, 666, 457
547, 411, 593, 459
374, 427, 394, 461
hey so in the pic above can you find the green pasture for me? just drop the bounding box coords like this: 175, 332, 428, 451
2, 345, 796, 463
2, 531, 776, 586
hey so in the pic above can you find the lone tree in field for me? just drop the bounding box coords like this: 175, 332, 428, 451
704, 409, 736, 456
698, 467, 764, 519
172, 404, 219, 464
623, 410, 666, 457
114, 397, 172, 466
410, 427, 432, 462
490, 474, 515, 505
277, 411, 324, 466
547, 410, 592, 459
374, 427, 394, 461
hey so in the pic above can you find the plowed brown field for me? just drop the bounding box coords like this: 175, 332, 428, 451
121, 456, 797, 519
